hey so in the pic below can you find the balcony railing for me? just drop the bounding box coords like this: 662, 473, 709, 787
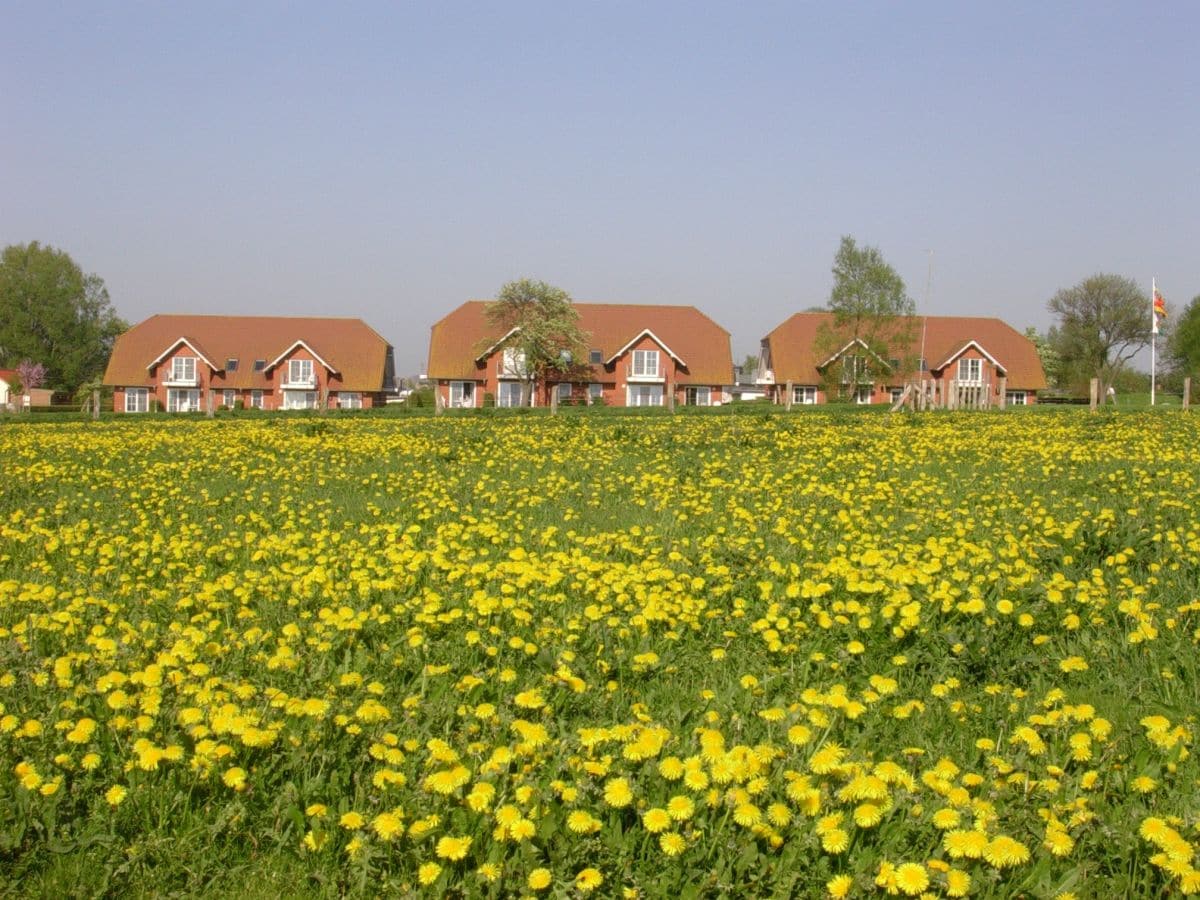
281, 375, 317, 389
625, 366, 663, 382
163, 374, 199, 387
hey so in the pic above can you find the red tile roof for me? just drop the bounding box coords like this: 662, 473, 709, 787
103, 315, 392, 390
429, 301, 733, 385
764, 313, 1047, 390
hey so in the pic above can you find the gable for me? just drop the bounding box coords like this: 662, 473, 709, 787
104, 315, 390, 390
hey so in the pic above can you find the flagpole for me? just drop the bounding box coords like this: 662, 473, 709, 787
1151, 277, 1157, 407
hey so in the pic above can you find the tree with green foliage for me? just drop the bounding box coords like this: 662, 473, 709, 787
818, 236, 916, 400
1167, 294, 1200, 378
0, 242, 127, 392
1024, 326, 1064, 389
738, 353, 759, 383
1046, 274, 1147, 395
485, 279, 589, 406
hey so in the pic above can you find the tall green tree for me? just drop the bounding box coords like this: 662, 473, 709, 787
484, 279, 589, 406
1167, 294, 1200, 378
1046, 274, 1146, 394
0, 242, 127, 391
1024, 326, 1064, 389
818, 236, 916, 399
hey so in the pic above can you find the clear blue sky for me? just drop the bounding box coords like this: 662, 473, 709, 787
3, 1, 1197, 374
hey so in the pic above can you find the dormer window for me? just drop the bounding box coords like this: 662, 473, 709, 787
253, 359, 266, 371
589, 349, 603, 365
226, 358, 239, 372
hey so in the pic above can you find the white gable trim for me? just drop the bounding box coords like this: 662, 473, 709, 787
605, 329, 685, 367
265, 340, 339, 375
146, 337, 220, 373
474, 327, 522, 363
934, 340, 1006, 374
817, 337, 892, 371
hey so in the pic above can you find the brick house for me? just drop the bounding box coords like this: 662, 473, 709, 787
428, 301, 734, 408
759, 313, 1047, 407
103, 315, 395, 413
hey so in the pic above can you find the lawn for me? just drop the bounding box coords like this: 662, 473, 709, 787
1, 409, 1198, 897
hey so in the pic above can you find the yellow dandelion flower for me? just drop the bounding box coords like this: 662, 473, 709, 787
604, 777, 634, 808
528, 868, 553, 891
435, 835, 472, 861
767, 803, 792, 827
946, 868, 971, 897
894, 862, 929, 896
733, 803, 762, 827
575, 868, 603, 893
983, 835, 1031, 869
943, 829, 989, 859
667, 795, 695, 821
853, 803, 883, 828
222, 767, 247, 791
643, 808, 671, 833
568, 810, 601, 834
1130, 775, 1158, 794
1044, 829, 1074, 857
105, 784, 127, 806
371, 812, 404, 841
659, 831, 687, 856
827, 874, 853, 898
821, 828, 849, 854
417, 862, 441, 886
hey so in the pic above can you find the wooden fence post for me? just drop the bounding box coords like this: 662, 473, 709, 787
998, 377, 1007, 410
92, 389, 100, 420
785, 381, 793, 410
1089, 378, 1099, 411
1183, 377, 1191, 411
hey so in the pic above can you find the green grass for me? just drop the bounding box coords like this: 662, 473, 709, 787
0, 410, 1198, 897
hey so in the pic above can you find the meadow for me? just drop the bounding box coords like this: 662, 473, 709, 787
0, 408, 1198, 898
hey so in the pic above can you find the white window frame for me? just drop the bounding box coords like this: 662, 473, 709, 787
288, 358, 315, 386
1006, 390, 1027, 406
556, 383, 572, 402
627, 384, 663, 407
449, 381, 475, 408
957, 358, 983, 385
125, 388, 149, 413
170, 356, 197, 384
890, 387, 904, 404
792, 386, 817, 405
632, 349, 660, 377
588, 383, 603, 403
283, 390, 317, 410
497, 381, 524, 408
337, 392, 362, 410
685, 386, 712, 406
500, 347, 527, 378
854, 385, 874, 405
222, 389, 236, 408
167, 388, 200, 412
250, 390, 264, 410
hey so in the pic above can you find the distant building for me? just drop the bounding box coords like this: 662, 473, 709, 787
759, 313, 1047, 407
103, 315, 395, 412
0, 369, 54, 410
0, 369, 14, 409
428, 301, 734, 408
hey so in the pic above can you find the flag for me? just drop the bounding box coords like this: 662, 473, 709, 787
1153, 286, 1167, 334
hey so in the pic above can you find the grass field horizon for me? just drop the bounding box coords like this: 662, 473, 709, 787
1, 410, 1197, 897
